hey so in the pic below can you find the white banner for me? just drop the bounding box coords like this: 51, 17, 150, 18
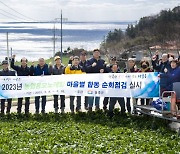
0, 72, 160, 99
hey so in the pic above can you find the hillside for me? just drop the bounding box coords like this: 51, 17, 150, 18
101, 6, 180, 58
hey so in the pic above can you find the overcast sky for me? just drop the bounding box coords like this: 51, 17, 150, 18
0, 0, 180, 22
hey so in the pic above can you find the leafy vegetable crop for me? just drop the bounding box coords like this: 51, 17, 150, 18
0, 110, 179, 153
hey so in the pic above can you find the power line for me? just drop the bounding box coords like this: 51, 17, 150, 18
0, 12, 21, 21
0, 1, 39, 22
0, 9, 29, 21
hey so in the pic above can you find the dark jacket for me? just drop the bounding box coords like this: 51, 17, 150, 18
152, 60, 171, 73
160, 66, 180, 90
110, 70, 121, 73
105, 64, 121, 73
86, 58, 105, 73
0, 69, 16, 76
139, 67, 153, 72
11, 58, 32, 76
105, 65, 111, 73
31, 64, 50, 76
49, 65, 65, 75
124, 66, 139, 73
79, 61, 87, 73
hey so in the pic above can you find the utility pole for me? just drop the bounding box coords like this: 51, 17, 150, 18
52, 23, 57, 65
6, 32, 9, 67
53, 11, 67, 63
60, 10, 63, 62
10, 47, 13, 59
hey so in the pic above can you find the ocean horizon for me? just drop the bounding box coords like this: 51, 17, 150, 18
0, 21, 135, 61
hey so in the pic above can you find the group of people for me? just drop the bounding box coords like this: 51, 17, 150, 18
0, 49, 180, 116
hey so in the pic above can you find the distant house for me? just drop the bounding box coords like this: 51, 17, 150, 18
150, 41, 180, 57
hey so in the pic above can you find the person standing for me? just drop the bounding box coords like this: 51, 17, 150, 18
139, 60, 153, 106
124, 58, 139, 114
0, 60, 15, 114
103, 56, 118, 111
65, 56, 85, 113
79, 51, 88, 110
86, 49, 105, 112
152, 53, 171, 73
160, 59, 180, 115
11, 55, 32, 114
49, 56, 65, 113
109, 64, 125, 117
31, 58, 50, 114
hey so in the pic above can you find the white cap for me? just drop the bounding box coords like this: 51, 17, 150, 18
128, 58, 135, 62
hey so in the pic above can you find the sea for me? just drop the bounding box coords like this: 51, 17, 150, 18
0, 21, 134, 61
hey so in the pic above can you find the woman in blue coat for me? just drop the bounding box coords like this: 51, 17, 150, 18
160, 59, 180, 115
160, 59, 180, 91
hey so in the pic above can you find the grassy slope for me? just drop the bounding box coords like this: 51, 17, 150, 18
16, 55, 69, 67
0, 55, 70, 70
0, 111, 179, 153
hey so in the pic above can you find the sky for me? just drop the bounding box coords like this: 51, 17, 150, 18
0, 0, 180, 22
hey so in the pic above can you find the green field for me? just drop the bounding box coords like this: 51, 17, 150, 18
16, 55, 70, 67
0, 111, 179, 153
0, 55, 70, 70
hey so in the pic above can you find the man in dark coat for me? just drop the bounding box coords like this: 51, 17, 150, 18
152, 53, 171, 73
103, 56, 119, 111
109, 64, 125, 117
124, 58, 139, 114
0, 60, 15, 114
86, 49, 105, 111
79, 51, 88, 110
11, 55, 32, 114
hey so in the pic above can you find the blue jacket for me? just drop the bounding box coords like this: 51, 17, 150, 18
86, 58, 105, 73
160, 66, 180, 90
31, 64, 50, 76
